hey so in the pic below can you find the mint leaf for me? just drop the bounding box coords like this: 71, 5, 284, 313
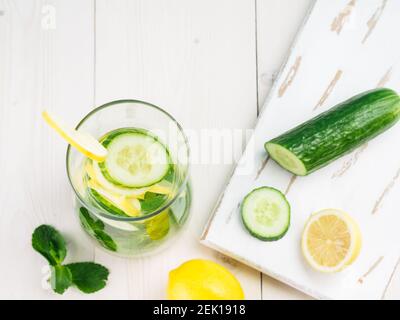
79, 207, 105, 230
50, 265, 72, 294
66, 262, 109, 294
79, 207, 117, 252
95, 231, 117, 252
32, 225, 67, 266
140, 193, 167, 213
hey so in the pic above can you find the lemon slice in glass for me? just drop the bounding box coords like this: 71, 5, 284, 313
301, 209, 362, 273
42, 110, 107, 162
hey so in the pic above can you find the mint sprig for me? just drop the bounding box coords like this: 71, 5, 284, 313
32, 224, 109, 295
79, 207, 117, 252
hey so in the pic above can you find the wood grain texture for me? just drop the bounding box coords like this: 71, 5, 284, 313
362, 0, 387, 44
0, 0, 95, 299
278, 56, 302, 98
256, 0, 314, 300
358, 256, 384, 284
94, 0, 260, 299
314, 69, 343, 110
381, 256, 400, 299
372, 167, 400, 215
284, 175, 297, 195
331, 0, 356, 35
255, 156, 270, 181
332, 143, 369, 178
377, 67, 393, 87
203, 0, 400, 300
255, 0, 314, 111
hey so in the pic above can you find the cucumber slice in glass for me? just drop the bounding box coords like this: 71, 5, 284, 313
99, 129, 170, 188
241, 187, 290, 241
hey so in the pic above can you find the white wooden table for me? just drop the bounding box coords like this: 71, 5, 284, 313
1, 0, 399, 300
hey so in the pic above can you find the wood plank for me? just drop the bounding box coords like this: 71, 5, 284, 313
257, 0, 400, 300
203, 0, 400, 300
95, 0, 261, 299
0, 0, 95, 299
256, 0, 314, 300
256, 0, 315, 112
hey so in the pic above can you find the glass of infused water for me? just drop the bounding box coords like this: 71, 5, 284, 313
66, 100, 191, 257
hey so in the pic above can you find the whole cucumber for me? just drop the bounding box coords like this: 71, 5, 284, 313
265, 88, 400, 176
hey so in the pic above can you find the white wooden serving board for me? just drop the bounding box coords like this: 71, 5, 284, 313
201, 0, 400, 300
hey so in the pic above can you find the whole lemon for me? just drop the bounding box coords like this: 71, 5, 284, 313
167, 259, 244, 300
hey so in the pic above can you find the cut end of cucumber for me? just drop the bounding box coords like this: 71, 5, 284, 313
265, 143, 307, 176
241, 187, 290, 241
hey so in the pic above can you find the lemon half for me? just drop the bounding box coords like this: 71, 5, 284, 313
42, 110, 107, 162
301, 209, 362, 273
167, 259, 244, 300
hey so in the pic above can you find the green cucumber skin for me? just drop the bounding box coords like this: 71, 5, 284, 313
88, 189, 129, 217
242, 219, 289, 242
265, 88, 400, 175
240, 187, 291, 242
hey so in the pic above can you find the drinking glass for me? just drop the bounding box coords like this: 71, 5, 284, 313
66, 100, 191, 257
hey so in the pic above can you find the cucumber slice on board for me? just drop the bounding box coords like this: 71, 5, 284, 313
241, 187, 290, 241
265, 88, 400, 176
99, 129, 170, 188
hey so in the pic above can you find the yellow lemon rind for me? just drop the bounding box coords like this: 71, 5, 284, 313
42, 110, 107, 162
